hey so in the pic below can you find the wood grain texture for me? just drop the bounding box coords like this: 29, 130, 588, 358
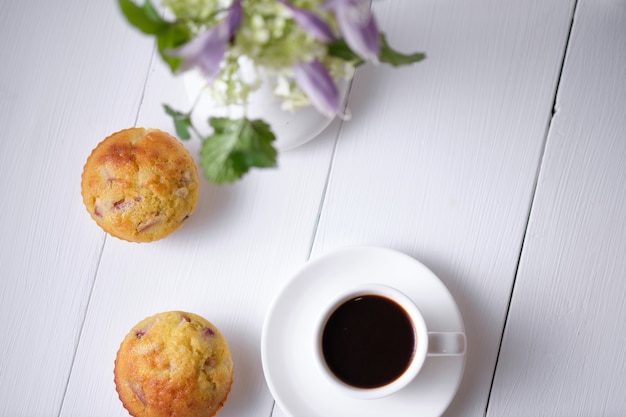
58, 53, 343, 416
0, 1, 154, 415
488, 1, 626, 415
6, 0, 622, 416
273, 1, 576, 416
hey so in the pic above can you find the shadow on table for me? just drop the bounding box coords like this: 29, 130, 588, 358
412, 255, 507, 417
166, 179, 237, 243
221, 322, 275, 417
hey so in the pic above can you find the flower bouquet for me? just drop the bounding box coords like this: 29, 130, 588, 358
118, 0, 425, 183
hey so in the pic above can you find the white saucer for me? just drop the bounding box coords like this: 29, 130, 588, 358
261, 246, 466, 417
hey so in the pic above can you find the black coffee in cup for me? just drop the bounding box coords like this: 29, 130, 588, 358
321, 295, 416, 389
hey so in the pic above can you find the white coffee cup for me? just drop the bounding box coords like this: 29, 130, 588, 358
313, 283, 465, 399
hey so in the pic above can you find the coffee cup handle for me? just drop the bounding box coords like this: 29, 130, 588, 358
427, 332, 466, 356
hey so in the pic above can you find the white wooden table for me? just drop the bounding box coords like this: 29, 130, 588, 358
1, 0, 625, 416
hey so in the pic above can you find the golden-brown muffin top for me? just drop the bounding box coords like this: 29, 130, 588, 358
81, 128, 199, 242
114, 311, 233, 417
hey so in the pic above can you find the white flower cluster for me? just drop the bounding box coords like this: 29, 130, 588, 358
164, 0, 360, 112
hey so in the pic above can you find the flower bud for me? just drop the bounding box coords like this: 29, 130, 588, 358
278, 0, 336, 43
168, 0, 242, 82
326, 0, 380, 61
293, 60, 341, 118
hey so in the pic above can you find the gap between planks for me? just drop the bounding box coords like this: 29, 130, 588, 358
483, 1, 580, 415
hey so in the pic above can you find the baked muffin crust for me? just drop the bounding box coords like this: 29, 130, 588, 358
81, 128, 199, 242
114, 311, 233, 417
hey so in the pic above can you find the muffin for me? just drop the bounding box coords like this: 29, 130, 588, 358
114, 311, 234, 417
81, 128, 199, 242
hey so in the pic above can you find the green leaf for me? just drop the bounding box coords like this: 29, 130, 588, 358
118, 0, 192, 71
327, 39, 363, 66
328, 35, 425, 68
117, 0, 168, 34
163, 104, 192, 140
156, 23, 192, 72
378, 34, 426, 67
200, 118, 277, 183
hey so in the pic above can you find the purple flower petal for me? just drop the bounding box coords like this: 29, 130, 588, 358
167, 0, 242, 82
278, 0, 336, 43
226, 0, 242, 38
168, 27, 228, 81
326, 0, 380, 61
293, 60, 341, 117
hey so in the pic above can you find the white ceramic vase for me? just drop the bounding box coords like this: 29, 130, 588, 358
182, 68, 350, 151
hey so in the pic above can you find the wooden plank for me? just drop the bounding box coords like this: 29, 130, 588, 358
58, 52, 343, 416
488, 1, 626, 415
274, 1, 576, 416
0, 1, 154, 415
